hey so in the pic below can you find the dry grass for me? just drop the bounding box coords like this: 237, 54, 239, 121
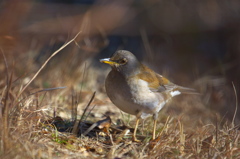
0, 1, 240, 158
0, 33, 240, 159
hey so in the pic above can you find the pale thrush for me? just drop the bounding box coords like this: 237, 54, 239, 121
100, 50, 196, 142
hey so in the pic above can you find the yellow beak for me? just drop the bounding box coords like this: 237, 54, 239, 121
100, 58, 118, 66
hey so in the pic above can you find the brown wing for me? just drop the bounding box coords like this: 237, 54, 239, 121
155, 73, 183, 93
137, 65, 198, 94
156, 73, 199, 94
136, 65, 174, 92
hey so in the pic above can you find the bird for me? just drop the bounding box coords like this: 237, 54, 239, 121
100, 50, 197, 142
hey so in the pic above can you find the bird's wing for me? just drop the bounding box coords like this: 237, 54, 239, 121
137, 65, 198, 94
136, 65, 172, 92
156, 74, 199, 94
154, 74, 178, 92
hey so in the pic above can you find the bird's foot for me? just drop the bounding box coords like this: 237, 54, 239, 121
132, 136, 141, 142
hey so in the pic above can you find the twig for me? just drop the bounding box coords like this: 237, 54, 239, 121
158, 116, 170, 137
1, 49, 13, 151
85, 105, 96, 122
83, 116, 111, 136
215, 114, 218, 146
71, 63, 87, 122
231, 82, 238, 128
71, 63, 87, 132
71, 89, 77, 122
78, 62, 87, 119
1, 49, 9, 116
16, 31, 82, 99
72, 91, 96, 135
18, 87, 66, 104
79, 91, 96, 129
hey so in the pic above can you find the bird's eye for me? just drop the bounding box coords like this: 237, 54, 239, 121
119, 58, 127, 64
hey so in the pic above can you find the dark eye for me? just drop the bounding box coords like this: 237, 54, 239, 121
119, 58, 127, 64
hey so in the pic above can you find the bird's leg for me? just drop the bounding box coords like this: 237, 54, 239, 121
152, 114, 158, 140
153, 119, 157, 140
132, 118, 140, 142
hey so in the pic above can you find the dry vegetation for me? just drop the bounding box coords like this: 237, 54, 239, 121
0, 35, 239, 159
1, 1, 240, 159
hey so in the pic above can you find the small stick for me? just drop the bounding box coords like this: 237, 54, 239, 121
72, 91, 96, 135
16, 31, 82, 100
231, 82, 238, 128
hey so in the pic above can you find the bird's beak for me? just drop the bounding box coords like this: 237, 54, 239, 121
100, 58, 118, 66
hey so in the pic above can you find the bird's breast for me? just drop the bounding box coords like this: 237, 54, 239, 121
105, 70, 166, 119
127, 78, 164, 111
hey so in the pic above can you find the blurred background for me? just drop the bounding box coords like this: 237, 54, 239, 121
0, 0, 239, 126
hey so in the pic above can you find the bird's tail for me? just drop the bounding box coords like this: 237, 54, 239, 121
177, 86, 200, 95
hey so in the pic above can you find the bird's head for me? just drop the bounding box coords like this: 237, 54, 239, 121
100, 50, 141, 76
